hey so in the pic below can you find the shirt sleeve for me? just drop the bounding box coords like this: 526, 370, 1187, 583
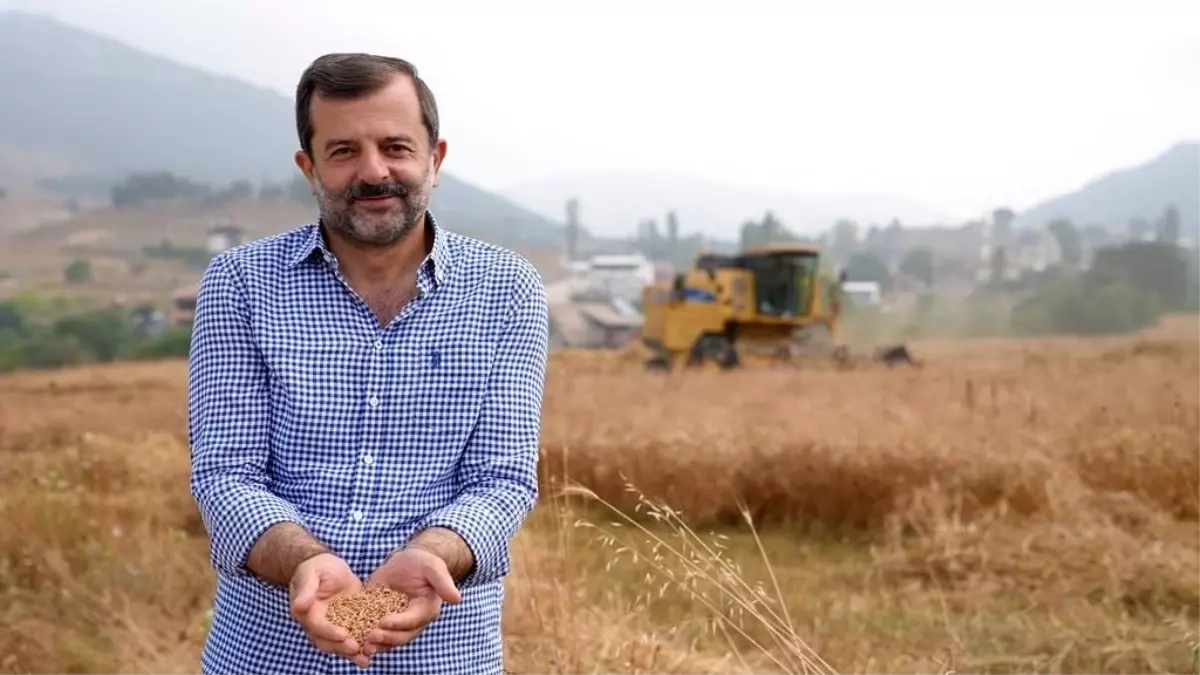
187, 253, 305, 578
416, 266, 550, 588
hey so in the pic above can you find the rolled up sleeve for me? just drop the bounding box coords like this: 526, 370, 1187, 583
187, 253, 304, 578
417, 268, 550, 588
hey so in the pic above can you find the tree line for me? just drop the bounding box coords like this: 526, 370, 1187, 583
0, 300, 192, 374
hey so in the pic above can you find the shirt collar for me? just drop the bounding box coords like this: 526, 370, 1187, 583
287, 210, 451, 287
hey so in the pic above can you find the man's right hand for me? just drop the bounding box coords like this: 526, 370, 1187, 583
289, 552, 368, 667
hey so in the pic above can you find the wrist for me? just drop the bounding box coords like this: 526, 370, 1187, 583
248, 522, 333, 588
403, 527, 474, 582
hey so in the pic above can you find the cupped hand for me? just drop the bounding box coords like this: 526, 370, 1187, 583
359, 546, 462, 658
289, 552, 369, 667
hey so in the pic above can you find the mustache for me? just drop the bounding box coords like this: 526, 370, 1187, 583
342, 180, 411, 201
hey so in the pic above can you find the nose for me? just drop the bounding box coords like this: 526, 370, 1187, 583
356, 146, 390, 184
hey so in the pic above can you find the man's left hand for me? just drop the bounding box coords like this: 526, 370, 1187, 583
361, 546, 463, 657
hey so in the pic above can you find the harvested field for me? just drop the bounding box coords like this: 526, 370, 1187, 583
0, 318, 1197, 674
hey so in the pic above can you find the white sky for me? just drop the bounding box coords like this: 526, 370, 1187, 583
4, 0, 1199, 219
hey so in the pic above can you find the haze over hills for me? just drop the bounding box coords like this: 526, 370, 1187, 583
0, 10, 563, 248
1012, 140, 1200, 236
500, 172, 955, 240
1, 9, 1196, 254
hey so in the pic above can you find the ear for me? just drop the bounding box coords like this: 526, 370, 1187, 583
430, 139, 448, 188
294, 150, 317, 195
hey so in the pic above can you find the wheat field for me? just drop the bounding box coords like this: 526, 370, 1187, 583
0, 317, 1197, 674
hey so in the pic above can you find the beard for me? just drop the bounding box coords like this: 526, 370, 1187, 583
313, 168, 433, 247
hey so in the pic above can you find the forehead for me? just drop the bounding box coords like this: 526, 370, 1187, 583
309, 74, 425, 144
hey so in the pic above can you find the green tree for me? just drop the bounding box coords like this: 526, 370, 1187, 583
1046, 218, 1083, 267
830, 219, 859, 261
1012, 276, 1160, 336
739, 212, 800, 249
898, 247, 935, 287
844, 251, 892, 291
1156, 205, 1181, 245
64, 259, 92, 285
989, 246, 1007, 287
1087, 241, 1190, 311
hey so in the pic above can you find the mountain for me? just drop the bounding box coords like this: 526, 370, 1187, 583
0, 10, 563, 249
499, 171, 953, 240
1013, 141, 1200, 236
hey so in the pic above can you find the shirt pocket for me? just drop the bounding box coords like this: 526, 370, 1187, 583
393, 339, 492, 451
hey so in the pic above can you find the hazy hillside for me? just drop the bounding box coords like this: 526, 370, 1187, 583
500, 171, 953, 240
0, 11, 564, 249
1014, 141, 1200, 236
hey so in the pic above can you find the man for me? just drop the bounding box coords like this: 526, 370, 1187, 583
187, 52, 550, 675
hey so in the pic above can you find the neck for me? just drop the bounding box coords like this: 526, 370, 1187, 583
322, 216, 432, 287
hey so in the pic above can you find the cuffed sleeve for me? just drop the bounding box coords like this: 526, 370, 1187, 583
187, 253, 305, 578
416, 268, 550, 588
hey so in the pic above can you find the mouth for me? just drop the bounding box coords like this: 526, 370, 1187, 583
353, 195, 401, 206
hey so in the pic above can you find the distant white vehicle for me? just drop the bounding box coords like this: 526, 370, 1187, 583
841, 280, 881, 307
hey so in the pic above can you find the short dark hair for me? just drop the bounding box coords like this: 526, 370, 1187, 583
295, 53, 440, 156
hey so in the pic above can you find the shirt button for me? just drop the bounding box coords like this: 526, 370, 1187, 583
351, 510, 364, 521
362, 454, 374, 466
367, 396, 379, 408
373, 340, 383, 351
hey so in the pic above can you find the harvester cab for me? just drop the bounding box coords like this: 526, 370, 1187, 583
640, 242, 847, 371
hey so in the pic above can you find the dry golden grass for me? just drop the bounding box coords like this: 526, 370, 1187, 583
0, 317, 1197, 674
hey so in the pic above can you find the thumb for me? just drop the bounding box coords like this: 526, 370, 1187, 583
426, 565, 462, 604
291, 569, 319, 614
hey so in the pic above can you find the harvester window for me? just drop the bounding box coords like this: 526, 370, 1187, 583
747, 253, 818, 317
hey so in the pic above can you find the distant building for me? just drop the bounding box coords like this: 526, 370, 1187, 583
207, 220, 245, 255
169, 283, 200, 325
1008, 227, 1062, 274
577, 254, 655, 304
548, 297, 642, 349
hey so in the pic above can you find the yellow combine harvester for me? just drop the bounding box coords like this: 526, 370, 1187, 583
640, 242, 848, 371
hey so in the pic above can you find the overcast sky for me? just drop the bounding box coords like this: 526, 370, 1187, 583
4, 0, 1198, 219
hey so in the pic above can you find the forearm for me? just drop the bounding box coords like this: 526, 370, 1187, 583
403, 526, 475, 583
191, 471, 310, 578
247, 522, 333, 588
189, 253, 307, 580
412, 478, 536, 588
408, 267, 547, 588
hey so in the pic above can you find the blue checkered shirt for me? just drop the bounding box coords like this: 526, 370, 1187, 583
187, 213, 549, 675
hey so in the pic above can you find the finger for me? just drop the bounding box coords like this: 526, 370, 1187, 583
311, 635, 360, 657
302, 610, 350, 638
290, 571, 318, 614
352, 652, 371, 669
377, 609, 427, 632
303, 606, 350, 643
365, 626, 421, 649
426, 567, 462, 604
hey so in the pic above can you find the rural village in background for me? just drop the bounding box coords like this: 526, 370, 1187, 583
0, 7, 1198, 675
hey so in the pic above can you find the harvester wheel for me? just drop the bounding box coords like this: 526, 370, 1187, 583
831, 345, 852, 369
686, 333, 740, 371
644, 355, 671, 372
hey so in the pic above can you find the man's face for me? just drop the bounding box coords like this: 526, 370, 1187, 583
295, 74, 447, 247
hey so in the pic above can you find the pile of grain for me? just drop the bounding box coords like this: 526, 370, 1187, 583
326, 586, 410, 644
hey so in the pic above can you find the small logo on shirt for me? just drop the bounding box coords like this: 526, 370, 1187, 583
428, 347, 442, 369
